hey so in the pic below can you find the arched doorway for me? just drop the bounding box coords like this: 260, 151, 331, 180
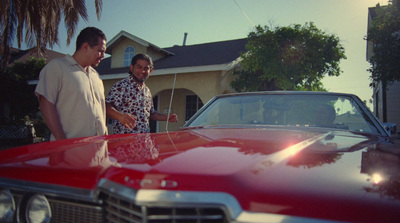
150, 89, 204, 132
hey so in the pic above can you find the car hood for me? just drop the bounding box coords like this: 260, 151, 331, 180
1, 127, 400, 221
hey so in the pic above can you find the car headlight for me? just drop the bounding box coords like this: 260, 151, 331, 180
0, 189, 16, 223
24, 194, 52, 223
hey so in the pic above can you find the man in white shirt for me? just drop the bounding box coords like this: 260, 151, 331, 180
35, 27, 108, 140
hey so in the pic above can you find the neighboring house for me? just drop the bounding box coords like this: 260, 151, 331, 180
0, 48, 66, 144
3, 47, 65, 65
97, 31, 247, 133
0, 47, 65, 124
366, 7, 400, 136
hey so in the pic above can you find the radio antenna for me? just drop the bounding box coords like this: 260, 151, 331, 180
233, 0, 255, 27
166, 73, 177, 132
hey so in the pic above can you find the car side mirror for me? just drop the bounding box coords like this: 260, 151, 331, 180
382, 122, 397, 136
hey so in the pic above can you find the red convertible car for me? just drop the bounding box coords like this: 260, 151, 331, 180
1, 91, 399, 223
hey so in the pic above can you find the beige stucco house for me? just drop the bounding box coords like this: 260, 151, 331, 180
97, 31, 247, 133
9, 31, 247, 134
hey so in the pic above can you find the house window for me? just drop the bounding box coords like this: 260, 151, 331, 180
185, 95, 203, 120
124, 46, 135, 67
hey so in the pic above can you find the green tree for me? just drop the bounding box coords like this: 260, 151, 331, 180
231, 23, 346, 92
367, 0, 400, 87
0, 57, 46, 124
0, 0, 102, 69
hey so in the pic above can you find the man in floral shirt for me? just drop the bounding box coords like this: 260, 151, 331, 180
106, 54, 178, 134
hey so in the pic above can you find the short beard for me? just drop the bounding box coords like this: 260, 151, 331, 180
132, 74, 145, 83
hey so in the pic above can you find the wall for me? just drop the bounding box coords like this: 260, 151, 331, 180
110, 38, 147, 68
148, 71, 224, 104
147, 47, 167, 62
155, 89, 190, 131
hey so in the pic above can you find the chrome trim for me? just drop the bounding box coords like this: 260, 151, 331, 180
136, 190, 241, 217
47, 198, 103, 210
3, 178, 349, 222
235, 211, 345, 223
98, 179, 242, 218
98, 179, 138, 201
349, 94, 389, 137
0, 178, 98, 203
99, 179, 347, 223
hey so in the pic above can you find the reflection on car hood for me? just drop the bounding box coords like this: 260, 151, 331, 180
1, 128, 400, 222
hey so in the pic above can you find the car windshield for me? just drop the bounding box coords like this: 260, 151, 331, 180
187, 94, 381, 134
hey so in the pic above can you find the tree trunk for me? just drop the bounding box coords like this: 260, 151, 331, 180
260, 79, 282, 91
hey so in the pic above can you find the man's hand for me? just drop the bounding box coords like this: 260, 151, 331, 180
106, 103, 137, 129
167, 113, 178, 123
118, 113, 137, 129
38, 95, 66, 140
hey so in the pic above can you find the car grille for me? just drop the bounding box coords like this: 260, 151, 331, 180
12, 193, 104, 223
49, 199, 104, 223
103, 192, 228, 223
10, 190, 228, 223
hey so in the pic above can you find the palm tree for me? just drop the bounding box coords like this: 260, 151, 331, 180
0, 0, 102, 69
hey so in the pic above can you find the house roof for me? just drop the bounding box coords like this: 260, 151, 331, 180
97, 38, 248, 76
12, 48, 65, 64
155, 38, 247, 69
368, 5, 388, 20
106, 30, 174, 56
368, 7, 378, 20
1, 47, 30, 64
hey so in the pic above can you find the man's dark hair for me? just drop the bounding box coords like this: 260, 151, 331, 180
130, 53, 154, 68
76, 27, 106, 50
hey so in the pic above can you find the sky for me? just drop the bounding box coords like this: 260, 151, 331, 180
15, 0, 389, 108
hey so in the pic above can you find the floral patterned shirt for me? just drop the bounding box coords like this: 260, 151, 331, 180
106, 75, 155, 134
110, 134, 159, 163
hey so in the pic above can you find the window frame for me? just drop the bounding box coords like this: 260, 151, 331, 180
123, 46, 135, 67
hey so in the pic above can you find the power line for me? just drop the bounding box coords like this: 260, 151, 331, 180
233, 0, 256, 27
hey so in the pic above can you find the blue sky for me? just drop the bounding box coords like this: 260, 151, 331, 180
16, 0, 389, 107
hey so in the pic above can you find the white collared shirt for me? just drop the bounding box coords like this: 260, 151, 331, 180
35, 55, 107, 140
